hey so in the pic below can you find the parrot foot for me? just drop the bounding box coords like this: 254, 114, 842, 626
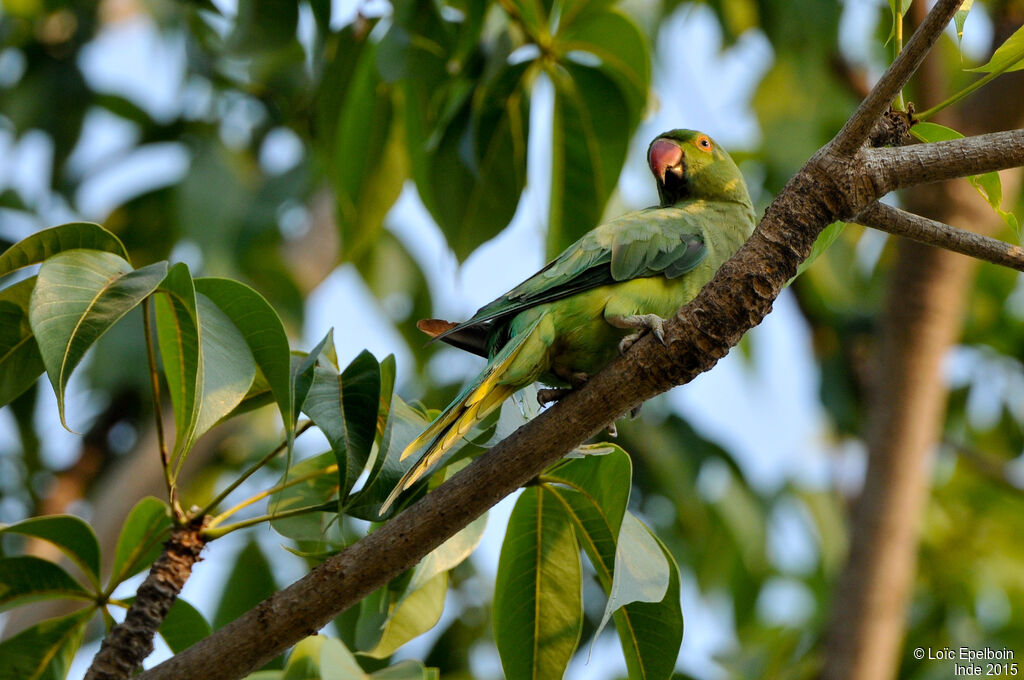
611, 314, 667, 354
537, 388, 573, 407
532, 374, 589, 405
537, 374, 589, 407
630, 403, 642, 419
606, 422, 617, 437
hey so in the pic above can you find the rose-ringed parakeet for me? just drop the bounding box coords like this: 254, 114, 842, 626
382, 129, 755, 511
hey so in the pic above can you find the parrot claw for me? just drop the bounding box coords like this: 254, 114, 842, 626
606, 422, 618, 437
538, 387, 573, 407
630, 403, 642, 419
612, 314, 667, 354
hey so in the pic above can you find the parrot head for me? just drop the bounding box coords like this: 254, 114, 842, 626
647, 129, 751, 208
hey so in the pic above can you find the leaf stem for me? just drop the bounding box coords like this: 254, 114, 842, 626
206, 456, 337, 528
894, 5, 906, 111
916, 49, 1024, 120
202, 500, 339, 539
143, 298, 183, 523
197, 420, 314, 519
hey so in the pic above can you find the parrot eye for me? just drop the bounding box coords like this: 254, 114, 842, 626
696, 135, 713, 152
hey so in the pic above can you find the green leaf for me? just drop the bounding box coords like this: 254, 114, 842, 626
545, 445, 631, 547
0, 222, 128, 278
0, 276, 45, 407
0, 557, 92, 612
400, 5, 530, 261
318, 26, 405, 263
358, 514, 487, 657
493, 487, 582, 680
613, 530, 683, 680
545, 8, 649, 258
29, 251, 167, 428
317, 636, 365, 679
269, 451, 341, 546
213, 539, 278, 631
547, 63, 632, 258
910, 122, 1019, 232
0, 609, 92, 680
303, 351, 381, 501
0, 515, 101, 588
345, 392, 432, 520
792, 221, 847, 281
595, 512, 670, 637
109, 496, 172, 588
194, 278, 293, 434
282, 635, 326, 680
403, 514, 487, 601
369, 661, 437, 680
966, 21, 1024, 74
555, 8, 649, 114
292, 330, 334, 429
362, 572, 448, 659
954, 0, 973, 47
186, 293, 257, 456
159, 597, 212, 653
229, 0, 298, 52
155, 262, 201, 460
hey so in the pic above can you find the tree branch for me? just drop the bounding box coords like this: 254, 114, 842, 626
864, 129, 1024, 193
855, 201, 1024, 272
138, 1, 1022, 676
86, 523, 206, 680
832, 0, 963, 156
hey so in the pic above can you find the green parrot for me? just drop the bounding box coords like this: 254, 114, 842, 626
382, 129, 755, 511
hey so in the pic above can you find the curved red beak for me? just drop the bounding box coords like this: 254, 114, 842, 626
648, 138, 683, 183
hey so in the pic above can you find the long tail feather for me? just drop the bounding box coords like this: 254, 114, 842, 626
380, 318, 542, 513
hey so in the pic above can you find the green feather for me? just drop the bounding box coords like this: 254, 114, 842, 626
383, 129, 757, 512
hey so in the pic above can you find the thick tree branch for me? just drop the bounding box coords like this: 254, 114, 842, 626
138, 2, 1022, 676
832, 0, 962, 156
855, 201, 1024, 271
87, 523, 206, 680
864, 129, 1024, 193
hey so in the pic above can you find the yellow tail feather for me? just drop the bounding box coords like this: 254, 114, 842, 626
381, 317, 543, 513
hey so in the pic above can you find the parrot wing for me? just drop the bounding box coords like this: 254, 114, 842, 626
434, 206, 708, 342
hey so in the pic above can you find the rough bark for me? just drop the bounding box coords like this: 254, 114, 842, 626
84, 521, 207, 680
126, 2, 1024, 677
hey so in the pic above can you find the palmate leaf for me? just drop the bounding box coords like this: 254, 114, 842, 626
0, 276, 44, 407
0, 515, 101, 588
493, 486, 582, 680
396, 1, 530, 261
0, 609, 92, 680
29, 251, 167, 428
544, 449, 683, 679
0, 222, 128, 278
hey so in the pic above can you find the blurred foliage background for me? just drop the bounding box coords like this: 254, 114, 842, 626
1, 0, 1024, 678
